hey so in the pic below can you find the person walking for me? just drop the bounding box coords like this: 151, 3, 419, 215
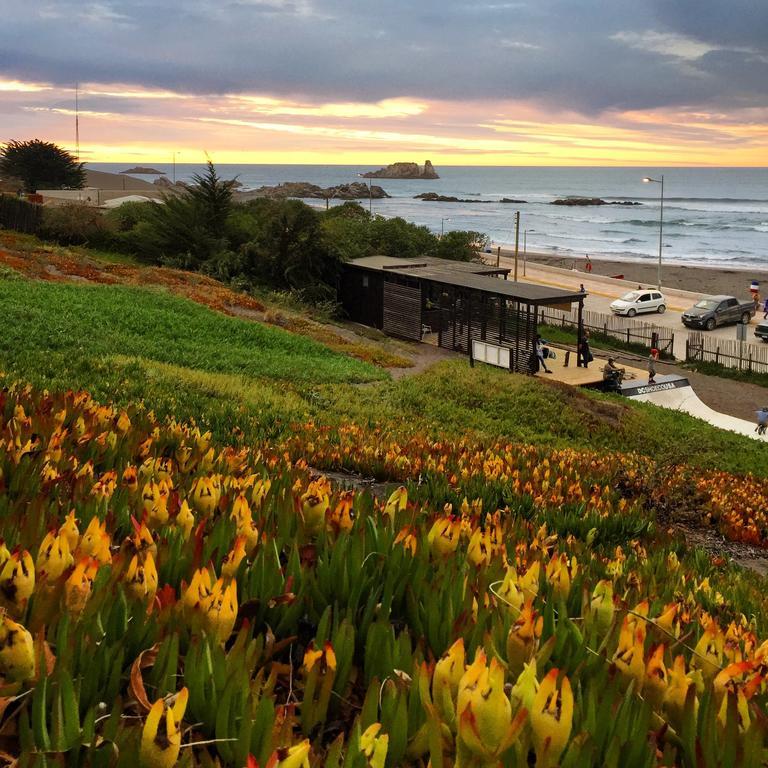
648, 348, 659, 384
762, 296, 768, 320
755, 407, 768, 435
579, 330, 593, 368
585, 254, 592, 273
536, 335, 552, 374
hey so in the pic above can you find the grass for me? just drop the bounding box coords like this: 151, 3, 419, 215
3, 273, 768, 477
0, 279, 385, 387
539, 323, 674, 360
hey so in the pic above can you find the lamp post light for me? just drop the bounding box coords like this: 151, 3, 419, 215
643, 174, 664, 290
523, 228, 534, 277
357, 173, 373, 214
441, 217, 451, 238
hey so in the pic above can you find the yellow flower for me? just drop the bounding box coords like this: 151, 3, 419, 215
142, 480, 170, 528
269, 740, 311, 768
59, 511, 80, 553
383, 486, 408, 520
0, 550, 35, 615
546, 553, 576, 603
466, 527, 492, 568
327, 491, 355, 536
530, 669, 573, 768
125, 552, 159, 604
457, 651, 524, 761
496, 566, 523, 614
251, 477, 272, 507
427, 516, 461, 558
189, 475, 221, 516
643, 644, 668, 711
663, 655, 698, 727
300, 486, 329, 536
64, 557, 99, 616
174, 500, 195, 540
510, 659, 539, 717
506, 599, 543, 675
221, 536, 247, 580
589, 580, 614, 636
181, 568, 213, 615
518, 561, 541, 598
140, 688, 188, 768
0, 614, 35, 682
200, 578, 237, 644
360, 723, 389, 768
77, 517, 112, 565
691, 620, 724, 680
432, 638, 465, 726
36, 531, 73, 583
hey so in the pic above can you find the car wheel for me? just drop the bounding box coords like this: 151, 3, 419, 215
627, 308, 636, 318
705, 318, 716, 331
742, 312, 752, 325
657, 304, 666, 314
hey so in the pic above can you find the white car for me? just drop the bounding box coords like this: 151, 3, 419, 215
610, 289, 666, 317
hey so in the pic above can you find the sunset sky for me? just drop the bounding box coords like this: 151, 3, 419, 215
1, 0, 767, 166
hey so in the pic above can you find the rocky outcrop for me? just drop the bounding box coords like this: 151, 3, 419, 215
415, 193, 528, 204
550, 197, 641, 206
120, 166, 165, 174
363, 160, 439, 179
238, 181, 390, 201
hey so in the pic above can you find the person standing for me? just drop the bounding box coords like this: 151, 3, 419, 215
579, 330, 593, 368
762, 296, 768, 320
536, 335, 552, 374
648, 348, 659, 384
585, 254, 592, 273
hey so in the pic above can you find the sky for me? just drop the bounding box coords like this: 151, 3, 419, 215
1, 0, 767, 166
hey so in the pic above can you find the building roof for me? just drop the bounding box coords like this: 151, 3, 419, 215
347, 256, 583, 305
347, 255, 509, 276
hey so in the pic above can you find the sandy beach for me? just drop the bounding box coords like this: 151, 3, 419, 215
495, 248, 768, 299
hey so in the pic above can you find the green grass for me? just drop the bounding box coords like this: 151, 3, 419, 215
0, 279, 385, 387
2, 275, 767, 477
685, 360, 768, 390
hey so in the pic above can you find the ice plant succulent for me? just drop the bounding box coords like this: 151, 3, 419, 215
140, 688, 188, 768
530, 669, 573, 768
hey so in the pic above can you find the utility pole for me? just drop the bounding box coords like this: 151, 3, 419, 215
75, 83, 80, 161
513, 211, 520, 282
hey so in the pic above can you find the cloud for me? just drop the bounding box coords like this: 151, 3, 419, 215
0, 0, 766, 164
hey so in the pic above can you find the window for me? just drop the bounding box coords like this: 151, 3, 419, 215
639, 293, 651, 302
362, 275, 369, 288
652, 293, 662, 300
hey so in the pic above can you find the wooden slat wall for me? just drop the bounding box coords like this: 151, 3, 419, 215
434, 286, 536, 372
383, 279, 422, 340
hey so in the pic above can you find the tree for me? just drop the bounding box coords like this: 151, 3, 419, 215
0, 139, 85, 192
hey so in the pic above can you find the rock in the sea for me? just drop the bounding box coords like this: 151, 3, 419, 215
363, 160, 439, 179
121, 166, 165, 174
414, 192, 527, 204
551, 197, 607, 206
551, 197, 640, 206
240, 181, 389, 200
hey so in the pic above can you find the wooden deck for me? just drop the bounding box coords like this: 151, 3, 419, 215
535, 348, 647, 387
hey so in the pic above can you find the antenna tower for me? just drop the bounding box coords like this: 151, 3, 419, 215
75, 83, 80, 161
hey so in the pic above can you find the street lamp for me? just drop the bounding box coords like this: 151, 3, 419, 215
643, 174, 664, 290
357, 173, 373, 214
441, 217, 451, 238
523, 228, 535, 276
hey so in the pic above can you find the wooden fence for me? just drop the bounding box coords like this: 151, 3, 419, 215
539, 307, 675, 354
686, 332, 768, 373
0, 195, 42, 235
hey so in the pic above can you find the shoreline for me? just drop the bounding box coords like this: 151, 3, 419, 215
492, 247, 768, 298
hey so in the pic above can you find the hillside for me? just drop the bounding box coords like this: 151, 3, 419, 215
2, 232, 768, 764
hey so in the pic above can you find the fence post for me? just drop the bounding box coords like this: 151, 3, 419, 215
749, 352, 753, 373
716, 347, 720, 365
627, 328, 630, 344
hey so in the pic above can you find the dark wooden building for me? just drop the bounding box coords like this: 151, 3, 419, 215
340, 255, 585, 373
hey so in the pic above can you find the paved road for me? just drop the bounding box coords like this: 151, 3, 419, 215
496, 257, 766, 360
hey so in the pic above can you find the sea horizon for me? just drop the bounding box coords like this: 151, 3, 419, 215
90, 162, 768, 270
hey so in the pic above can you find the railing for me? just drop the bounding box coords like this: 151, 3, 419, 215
0, 194, 42, 235
686, 332, 768, 374
539, 307, 674, 355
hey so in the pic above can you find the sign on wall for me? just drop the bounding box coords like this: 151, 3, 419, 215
472, 340, 511, 369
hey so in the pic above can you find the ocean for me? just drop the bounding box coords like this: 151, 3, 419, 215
90, 164, 768, 269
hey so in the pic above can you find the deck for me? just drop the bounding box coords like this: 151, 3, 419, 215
535, 348, 647, 387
